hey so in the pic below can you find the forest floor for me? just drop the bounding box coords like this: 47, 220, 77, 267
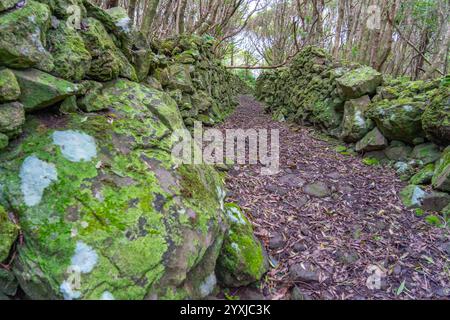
217, 95, 450, 300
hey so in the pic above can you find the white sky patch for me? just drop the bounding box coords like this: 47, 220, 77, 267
52, 130, 97, 162
20, 156, 58, 206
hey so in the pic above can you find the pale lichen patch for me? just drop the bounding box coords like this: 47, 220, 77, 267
199, 273, 217, 297
71, 241, 99, 274
226, 206, 247, 225
20, 156, 58, 206
60, 280, 81, 300
52, 130, 97, 162
59, 241, 99, 300
411, 186, 426, 206
101, 291, 115, 300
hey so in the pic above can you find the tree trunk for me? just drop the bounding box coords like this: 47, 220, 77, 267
141, 0, 161, 39
128, 0, 138, 24
333, 0, 345, 58
106, 0, 119, 9
375, 0, 399, 71
176, 0, 188, 34
424, 0, 450, 78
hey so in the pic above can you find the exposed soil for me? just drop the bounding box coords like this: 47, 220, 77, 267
218, 95, 450, 300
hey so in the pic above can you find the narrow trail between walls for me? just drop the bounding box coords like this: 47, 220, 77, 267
217, 95, 450, 300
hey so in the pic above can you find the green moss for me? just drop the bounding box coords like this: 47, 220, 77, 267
410, 163, 435, 185
0, 133, 8, 150
0, 205, 18, 262
12, 69, 78, 112
422, 85, 450, 145
0, 69, 20, 103
177, 164, 224, 235
400, 185, 425, 209
0, 0, 54, 71
216, 203, 267, 287
362, 157, 380, 166
47, 21, 92, 81
80, 18, 137, 82
425, 215, 442, 227
336, 66, 382, 99
367, 98, 425, 144
432, 147, 450, 192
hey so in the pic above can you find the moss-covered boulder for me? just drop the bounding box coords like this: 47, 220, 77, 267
400, 185, 426, 209
47, 20, 92, 81
411, 143, 441, 165
76, 80, 103, 112
340, 95, 373, 142
410, 163, 435, 185
77, 80, 183, 124
144, 76, 163, 91
174, 50, 200, 64
80, 18, 137, 82
13, 69, 78, 112
0, 102, 25, 137
59, 96, 79, 114
368, 99, 425, 144
124, 33, 156, 82
83, 1, 130, 42
384, 143, 412, 161
422, 86, 450, 145
432, 147, 450, 192
355, 127, 388, 152
0, 0, 19, 11
38, 0, 86, 19
336, 66, 382, 99
309, 99, 343, 130
0, 0, 54, 72
0, 205, 18, 263
104, 7, 132, 35
0, 69, 20, 103
166, 64, 194, 94
83, 2, 152, 82
216, 203, 268, 287
0, 80, 228, 300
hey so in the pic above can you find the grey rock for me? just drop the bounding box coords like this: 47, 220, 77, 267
385, 145, 412, 161
304, 181, 331, 198
278, 174, 306, 188
269, 233, 285, 250
411, 143, 441, 165
290, 286, 313, 300
265, 184, 289, 196
421, 191, 450, 212
293, 243, 307, 253
355, 127, 388, 152
289, 263, 319, 283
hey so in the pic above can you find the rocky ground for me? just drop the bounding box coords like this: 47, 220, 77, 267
218, 96, 450, 300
